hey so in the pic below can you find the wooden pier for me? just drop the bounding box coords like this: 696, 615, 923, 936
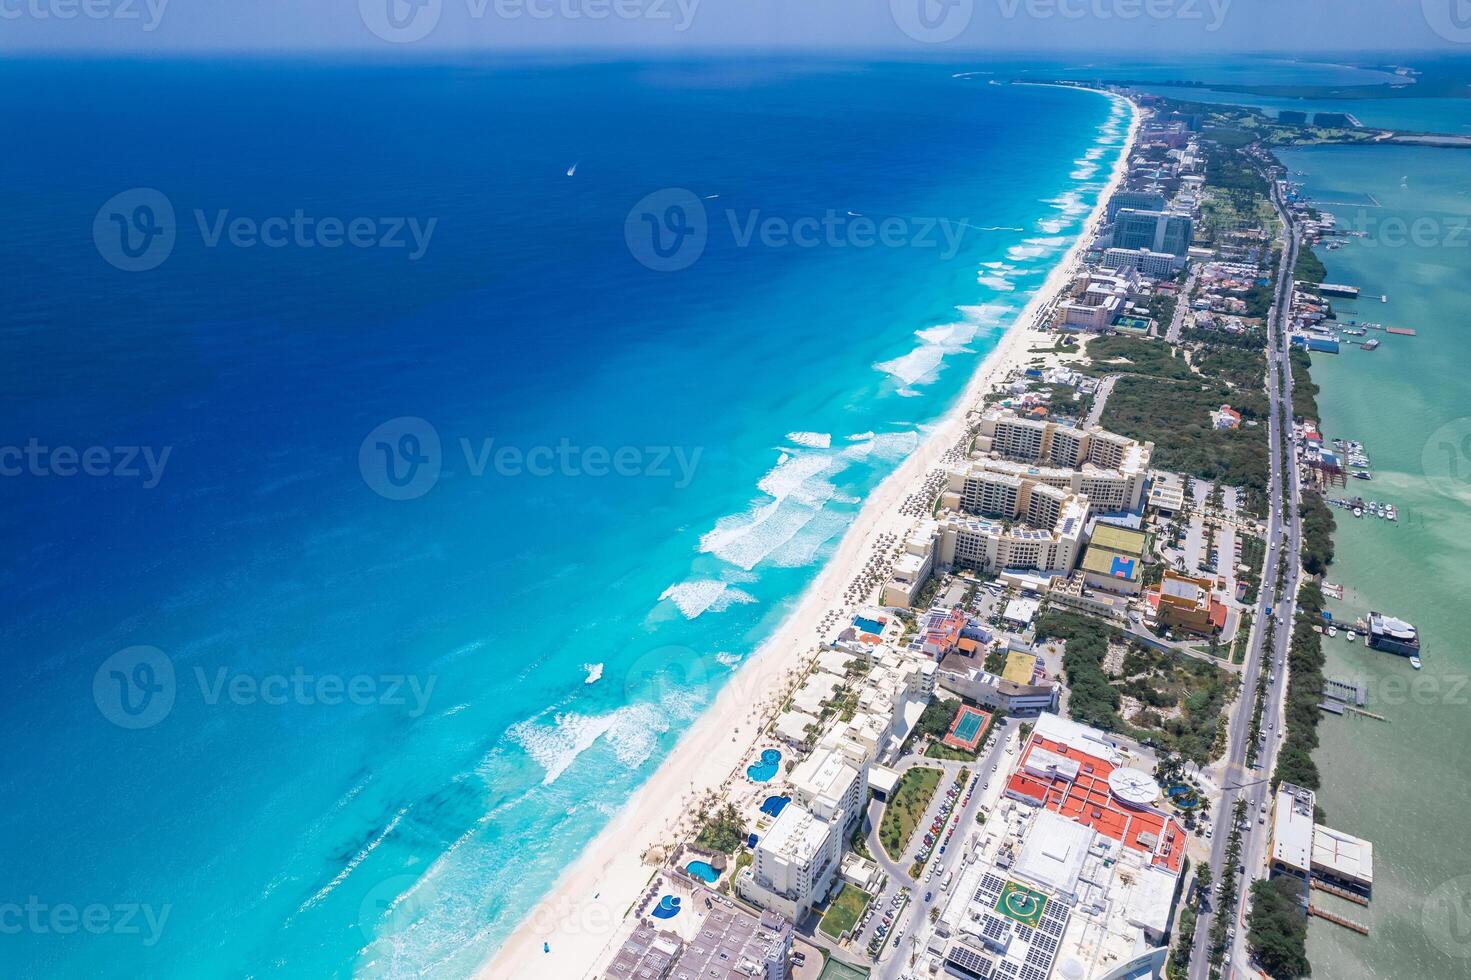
1309, 904, 1370, 934
1312, 880, 1370, 907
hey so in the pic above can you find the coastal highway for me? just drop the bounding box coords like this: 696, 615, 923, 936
1187, 171, 1305, 980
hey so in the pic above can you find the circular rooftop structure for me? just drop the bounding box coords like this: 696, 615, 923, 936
1108, 767, 1161, 808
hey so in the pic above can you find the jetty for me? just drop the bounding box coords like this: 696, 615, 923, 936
1309, 904, 1370, 935
1313, 880, 1370, 907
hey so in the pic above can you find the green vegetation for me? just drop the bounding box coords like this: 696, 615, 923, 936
878, 767, 942, 861
1035, 612, 1233, 762
1103, 373, 1270, 494
1299, 492, 1337, 578
819, 884, 873, 940
1289, 347, 1320, 422
984, 649, 1009, 674
1294, 244, 1327, 287
1274, 583, 1328, 791
1034, 611, 1123, 731
695, 802, 747, 854
1247, 877, 1312, 978
910, 698, 960, 748
1083, 335, 1196, 380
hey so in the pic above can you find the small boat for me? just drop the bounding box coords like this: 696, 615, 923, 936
1346, 631, 1357, 642
1386, 505, 1397, 521
1410, 656, 1423, 670
1352, 506, 1363, 518
1353, 472, 1372, 481
1328, 626, 1339, 637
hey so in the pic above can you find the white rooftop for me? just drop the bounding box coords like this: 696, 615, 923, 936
1313, 825, 1374, 886
1014, 810, 1093, 895
760, 804, 831, 864
1272, 784, 1316, 873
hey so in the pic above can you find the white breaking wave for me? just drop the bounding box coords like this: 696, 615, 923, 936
658, 579, 758, 619
296, 807, 407, 914
583, 662, 604, 684
715, 651, 744, 667
1045, 190, 1090, 217
785, 431, 832, 449
875, 303, 1009, 394
699, 450, 842, 570
977, 273, 1015, 291
509, 701, 670, 787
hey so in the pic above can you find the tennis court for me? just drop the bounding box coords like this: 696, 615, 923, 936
942, 705, 991, 752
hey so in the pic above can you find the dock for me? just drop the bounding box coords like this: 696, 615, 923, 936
1319, 283, 1361, 299
1319, 700, 1346, 715
1324, 678, 1367, 706
1309, 905, 1370, 935
1313, 880, 1370, 907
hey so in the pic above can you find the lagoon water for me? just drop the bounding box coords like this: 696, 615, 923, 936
0, 59, 1128, 977
1279, 142, 1471, 980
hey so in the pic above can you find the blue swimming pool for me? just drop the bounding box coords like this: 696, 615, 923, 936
853, 615, 887, 635
651, 895, 682, 920
685, 860, 720, 884
746, 748, 782, 782
760, 794, 790, 817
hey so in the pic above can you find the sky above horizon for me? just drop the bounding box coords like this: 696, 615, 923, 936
4, 0, 1471, 55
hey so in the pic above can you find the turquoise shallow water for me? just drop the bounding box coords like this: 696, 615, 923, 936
0, 59, 1128, 977
1278, 143, 1471, 980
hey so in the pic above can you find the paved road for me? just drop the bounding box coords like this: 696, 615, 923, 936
1166, 266, 1201, 343
1086, 373, 1121, 428
871, 720, 1019, 980
1187, 171, 1305, 980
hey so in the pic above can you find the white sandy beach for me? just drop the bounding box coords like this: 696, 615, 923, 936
479, 87, 1139, 980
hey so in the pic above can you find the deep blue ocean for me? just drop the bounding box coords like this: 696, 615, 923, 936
0, 58, 1128, 977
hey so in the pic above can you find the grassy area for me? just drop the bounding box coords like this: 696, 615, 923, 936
1082, 335, 1196, 380
878, 767, 942, 861
1035, 611, 1235, 763
818, 884, 872, 940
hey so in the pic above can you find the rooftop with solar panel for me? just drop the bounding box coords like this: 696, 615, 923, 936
929, 713, 1183, 980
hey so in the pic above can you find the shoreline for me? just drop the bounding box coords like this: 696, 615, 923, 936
478, 85, 1139, 980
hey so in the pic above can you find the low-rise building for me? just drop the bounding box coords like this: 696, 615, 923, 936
1154, 570, 1228, 636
